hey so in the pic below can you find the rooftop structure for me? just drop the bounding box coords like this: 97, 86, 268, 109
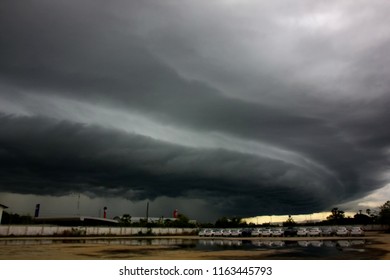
0, 203, 9, 224
34, 216, 119, 226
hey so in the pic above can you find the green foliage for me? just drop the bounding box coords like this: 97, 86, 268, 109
326, 208, 345, 224
171, 213, 195, 228
379, 200, 390, 225
353, 213, 372, 224
120, 214, 132, 224
1, 211, 33, 224
214, 217, 230, 228
214, 216, 247, 228
283, 215, 296, 226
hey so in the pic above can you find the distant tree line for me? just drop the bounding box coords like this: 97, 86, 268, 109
2, 201, 390, 228
1, 211, 33, 224
113, 213, 197, 228
321, 202, 390, 226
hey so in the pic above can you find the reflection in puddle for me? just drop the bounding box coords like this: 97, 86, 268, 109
0, 237, 371, 259
0, 238, 195, 246
273, 241, 285, 247
0, 238, 367, 252
324, 241, 336, 247
350, 240, 365, 246
310, 241, 323, 247
297, 241, 310, 247
337, 240, 350, 247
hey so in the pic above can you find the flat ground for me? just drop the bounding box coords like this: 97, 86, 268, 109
0, 231, 389, 260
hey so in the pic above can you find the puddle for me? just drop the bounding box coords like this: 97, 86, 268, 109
0, 238, 368, 247
0, 238, 369, 257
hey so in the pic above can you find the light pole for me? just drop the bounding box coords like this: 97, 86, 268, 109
77, 193, 80, 216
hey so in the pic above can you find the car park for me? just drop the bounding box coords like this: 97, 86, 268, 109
321, 227, 333, 236
241, 228, 253, 237
213, 229, 224, 237
222, 229, 232, 237
199, 229, 213, 237
251, 228, 262, 237
198, 229, 208, 237
350, 226, 364, 236
284, 227, 298, 237
204, 229, 215, 237
271, 228, 284, 237
230, 229, 243, 237
297, 227, 308, 237
336, 227, 349, 236
261, 229, 272, 237
308, 227, 322, 236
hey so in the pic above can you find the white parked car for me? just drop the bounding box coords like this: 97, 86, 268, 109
261, 229, 272, 237
350, 226, 364, 236
321, 227, 333, 236
213, 229, 224, 237
222, 229, 232, 237
297, 228, 308, 237
198, 229, 208, 237
198, 228, 211, 236
204, 229, 215, 237
336, 227, 349, 236
271, 228, 284, 237
230, 229, 242, 237
308, 227, 322, 236
251, 228, 262, 237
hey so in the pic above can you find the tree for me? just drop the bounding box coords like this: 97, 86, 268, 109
214, 216, 246, 228
168, 213, 195, 228
353, 213, 371, 224
283, 215, 296, 226
326, 208, 345, 224
1, 211, 33, 224
215, 217, 230, 228
121, 214, 132, 224
177, 213, 189, 224
379, 201, 390, 225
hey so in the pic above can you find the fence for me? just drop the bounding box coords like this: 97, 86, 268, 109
0, 225, 197, 237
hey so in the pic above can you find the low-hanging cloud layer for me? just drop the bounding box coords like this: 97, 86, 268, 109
1, 0, 390, 220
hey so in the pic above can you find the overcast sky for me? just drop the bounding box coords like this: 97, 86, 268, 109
1, 0, 390, 221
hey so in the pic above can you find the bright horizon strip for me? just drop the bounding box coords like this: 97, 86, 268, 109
244, 211, 358, 225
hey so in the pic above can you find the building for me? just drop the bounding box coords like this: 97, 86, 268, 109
33, 216, 119, 226
0, 203, 8, 224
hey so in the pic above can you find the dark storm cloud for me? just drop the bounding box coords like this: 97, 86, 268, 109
0, 0, 390, 217
0, 115, 339, 216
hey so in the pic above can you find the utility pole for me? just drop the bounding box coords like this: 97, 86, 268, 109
71, 192, 81, 216
77, 193, 80, 216
146, 201, 149, 224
